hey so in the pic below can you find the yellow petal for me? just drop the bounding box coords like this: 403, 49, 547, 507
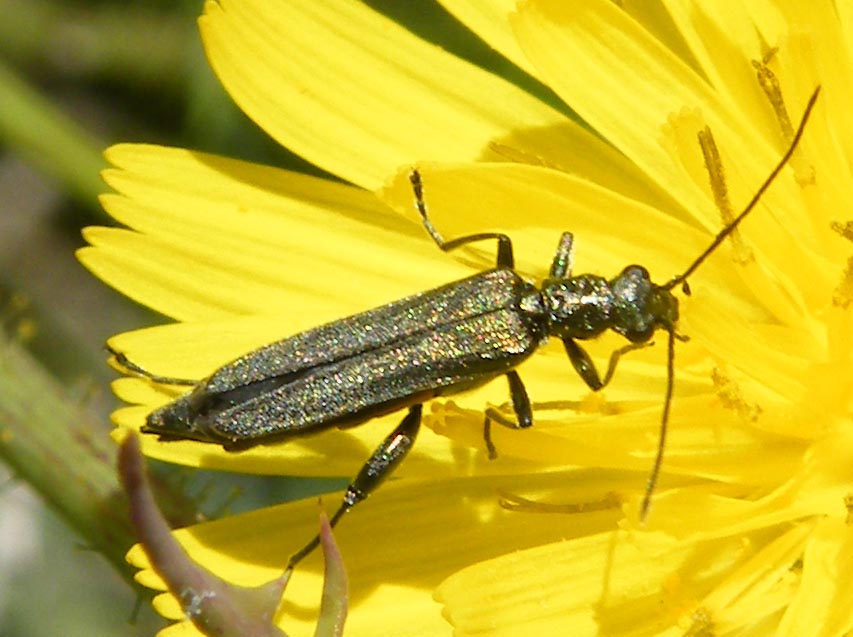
437, 530, 687, 636
511, 0, 803, 225
438, 0, 537, 77
130, 470, 626, 637
79, 144, 470, 322
200, 0, 564, 189
778, 518, 853, 637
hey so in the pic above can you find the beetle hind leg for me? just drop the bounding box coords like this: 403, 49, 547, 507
107, 344, 198, 387
286, 404, 422, 571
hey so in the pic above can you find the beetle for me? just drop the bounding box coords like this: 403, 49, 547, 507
111, 87, 820, 569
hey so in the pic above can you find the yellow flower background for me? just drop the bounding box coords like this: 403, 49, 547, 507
77, 1, 853, 636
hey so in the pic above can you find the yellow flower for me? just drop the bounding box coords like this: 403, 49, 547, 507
78, 1, 852, 636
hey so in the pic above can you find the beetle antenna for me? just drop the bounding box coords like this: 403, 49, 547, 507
665, 86, 820, 291
644, 87, 820, 519
640, 328, 676, 520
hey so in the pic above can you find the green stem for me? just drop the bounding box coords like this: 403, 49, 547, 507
0, 57, 106, 204
0, 338, 172, 583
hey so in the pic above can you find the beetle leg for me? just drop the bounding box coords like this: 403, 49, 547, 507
548, 232, 575, 279
106, 345, 198, 386
562, 338, 652, 391
483, 370, 532, 459
286, 404, 422, 571
410, 169, 514, 268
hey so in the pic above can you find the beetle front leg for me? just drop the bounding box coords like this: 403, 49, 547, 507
483, 370, 532, 459
286, 404, 422, 571
562, 338, 652, 391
